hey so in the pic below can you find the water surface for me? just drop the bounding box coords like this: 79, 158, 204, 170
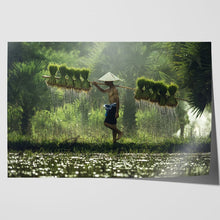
8, 152, 210, 178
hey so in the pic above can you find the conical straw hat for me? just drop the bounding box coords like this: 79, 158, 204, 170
98, 72, 122, 81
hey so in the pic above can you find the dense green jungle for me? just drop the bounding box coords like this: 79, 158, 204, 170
8, 42, 212, 177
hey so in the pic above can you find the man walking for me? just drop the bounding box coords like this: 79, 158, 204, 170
92, 72, 123, 143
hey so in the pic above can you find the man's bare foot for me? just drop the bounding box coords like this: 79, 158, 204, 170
116, 132, 123, 140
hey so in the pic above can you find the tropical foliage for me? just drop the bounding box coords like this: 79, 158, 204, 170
8, 42, 212, 144
170, 42, 212, 117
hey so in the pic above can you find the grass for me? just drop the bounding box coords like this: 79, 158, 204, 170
8, 137, 211, 154
8, 133, 211, 178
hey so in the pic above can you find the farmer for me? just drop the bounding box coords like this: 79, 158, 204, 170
92, 72, 123, 143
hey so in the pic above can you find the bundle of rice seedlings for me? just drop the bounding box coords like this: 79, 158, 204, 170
58, 64, 67, 87
149, 80, 160, 103
157, 81, 168, 106
166, 83, 178, 107
135, 77, 146, 100
74, 68, 82, 89
47, 63, 58, 85
144, 79, 154, 100
81, 68, 91, 90
137, 77, 146, 91
134, 88, 143, 100
66, 67, 75, 88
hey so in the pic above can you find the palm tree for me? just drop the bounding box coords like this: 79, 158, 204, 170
171, 42, 212, 117
8, 61, 49, 134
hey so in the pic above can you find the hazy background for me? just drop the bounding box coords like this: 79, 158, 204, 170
7, 42, 212, 145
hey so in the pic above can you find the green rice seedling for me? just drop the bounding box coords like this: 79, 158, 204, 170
157, 81, 167, 95
149, 80, 160, 103
157, 81, 168, 106
159, 95, 167, 106
166, 83, 178, 107
144, 79, 154, 100
66, 68, 75, 88
166, 96, 178, 107
141, 90, 150, 100
137, 77, 146, 92
74, 68, 82, 89
135, 78, 158, 101
47, 63, 58, 85
134, 88, 143, 100
168, 83, 178, 95
81, 68, 91, 90
58, 64, 67, 87
135, 77, 147, 100
145, 79, 154, 90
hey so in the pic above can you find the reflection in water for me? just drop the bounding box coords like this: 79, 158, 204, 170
8, 152, 210, 178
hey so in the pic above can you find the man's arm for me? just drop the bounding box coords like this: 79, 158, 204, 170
92, 82, 109, 93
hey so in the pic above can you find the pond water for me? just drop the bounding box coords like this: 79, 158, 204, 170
8, 152, 210, 178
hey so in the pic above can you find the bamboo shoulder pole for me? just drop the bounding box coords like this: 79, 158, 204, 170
42, 75, 135, 90
42, 75, 188, 99
92, 82, 189, 100
90, 81, 135, 91
42, 75, 60, 79
42, 75, 190, 103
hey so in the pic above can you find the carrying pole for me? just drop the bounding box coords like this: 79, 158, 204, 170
90, 81, 135, 91
42, 75, 190, 101
42, 75, 135, 91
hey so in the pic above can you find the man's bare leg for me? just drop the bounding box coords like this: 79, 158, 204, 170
113, 130, 117, 143
104, 122, 123, 141
116, 130, 123, 141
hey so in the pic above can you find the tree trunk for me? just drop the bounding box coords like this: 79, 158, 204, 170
21, 107, 32, 135
180, 124, 185, 138
122, 90, 137, 135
